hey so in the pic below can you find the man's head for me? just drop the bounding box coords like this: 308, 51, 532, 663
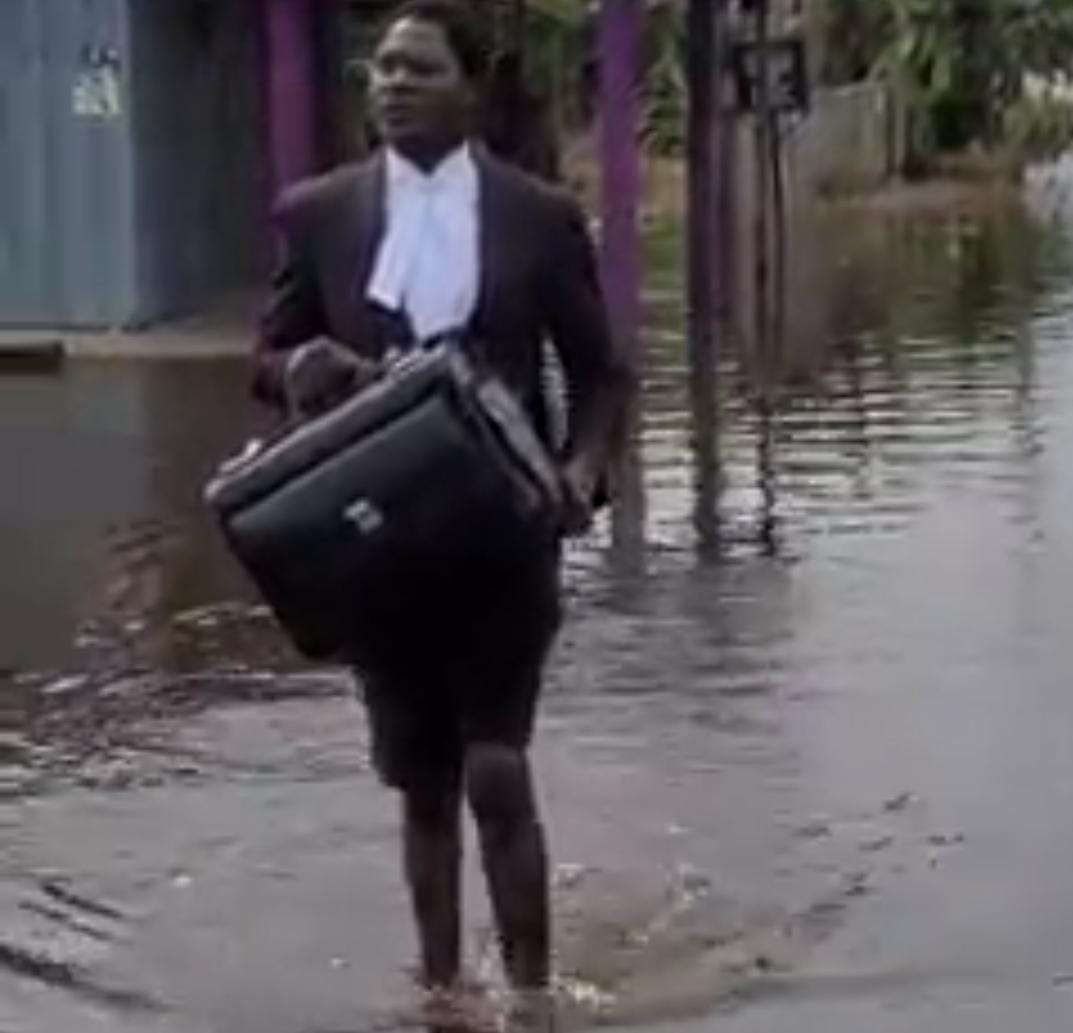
370, 0, 488, 168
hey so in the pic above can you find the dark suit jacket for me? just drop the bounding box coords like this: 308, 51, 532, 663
253, 144, 630, 464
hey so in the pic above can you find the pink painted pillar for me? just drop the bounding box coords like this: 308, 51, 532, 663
599, 0, 641, 342
599, 0, 646, 553
264, 0, 318, 197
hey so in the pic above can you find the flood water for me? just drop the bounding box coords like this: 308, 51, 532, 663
4, 173, 1073, 1032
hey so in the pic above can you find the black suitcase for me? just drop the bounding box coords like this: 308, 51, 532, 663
204, 346, 562, 662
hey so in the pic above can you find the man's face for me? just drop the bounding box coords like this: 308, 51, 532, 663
370, 17, 473, 158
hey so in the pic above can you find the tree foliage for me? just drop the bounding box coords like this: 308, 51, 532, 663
822, 0, 1073, 159
524, 0, 687, 154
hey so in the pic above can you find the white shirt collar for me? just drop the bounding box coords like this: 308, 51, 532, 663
385, 142, 477, 199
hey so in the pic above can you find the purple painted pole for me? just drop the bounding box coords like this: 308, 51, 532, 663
599, 0, 645, 554
599, 0, 641, 341
265, 0, 318, 197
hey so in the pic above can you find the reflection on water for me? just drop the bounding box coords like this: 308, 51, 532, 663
2, 192, 1055, 678
3, 183, 1073, 1029
636, 191, 1061, 553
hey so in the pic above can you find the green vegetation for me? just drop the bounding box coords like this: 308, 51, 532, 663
819, 0, 1073, 168
509, 0, 688, 156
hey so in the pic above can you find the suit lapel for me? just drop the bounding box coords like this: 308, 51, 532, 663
351, 152, 387, 332
473, 146, 507, 337
325, 153, 388, 354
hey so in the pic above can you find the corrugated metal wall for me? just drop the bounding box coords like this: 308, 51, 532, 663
0, 0, 266, 330
0, 0, 137, 327
126, 0, 266, 326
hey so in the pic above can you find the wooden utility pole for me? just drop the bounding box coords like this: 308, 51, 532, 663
687, 0, 725, 551
752, 0, 777, 550
753, 0, 771, 385
599, 0, 646, 555
714, 4, 737, 339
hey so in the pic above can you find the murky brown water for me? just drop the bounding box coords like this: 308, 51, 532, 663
4, 177, 1073, 1031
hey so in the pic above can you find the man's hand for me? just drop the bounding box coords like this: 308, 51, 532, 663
558, 456, 600, 537
284, 339, 380, 417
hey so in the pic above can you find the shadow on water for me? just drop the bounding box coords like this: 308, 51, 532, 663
2, 181, 1073, 1030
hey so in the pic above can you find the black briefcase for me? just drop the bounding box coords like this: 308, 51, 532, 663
204, 346, 562, 662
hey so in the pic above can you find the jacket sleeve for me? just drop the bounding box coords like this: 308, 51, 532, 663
541, 195, 635, 469
251, 192, 329, 409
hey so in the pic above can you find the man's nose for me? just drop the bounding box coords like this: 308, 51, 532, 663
380, 65, 416, 91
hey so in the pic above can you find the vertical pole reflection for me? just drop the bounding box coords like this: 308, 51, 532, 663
687, 0, 724, 555
1011, 320, 1043, 532
757, 396, 777, 554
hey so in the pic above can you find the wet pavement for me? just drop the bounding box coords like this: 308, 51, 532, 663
4, 171, 1073, 1031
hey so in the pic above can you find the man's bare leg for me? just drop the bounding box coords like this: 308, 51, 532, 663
403, 784, 463, 989
465, 742, 549, 989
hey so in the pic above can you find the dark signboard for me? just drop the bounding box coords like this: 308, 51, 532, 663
731, 37, 809, 114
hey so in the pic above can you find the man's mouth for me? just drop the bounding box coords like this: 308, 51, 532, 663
380, 100, 421, 122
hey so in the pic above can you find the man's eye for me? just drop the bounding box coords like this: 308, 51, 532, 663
374, 56, 439, 79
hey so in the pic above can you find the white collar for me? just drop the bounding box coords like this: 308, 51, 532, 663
385, 142, 477, 196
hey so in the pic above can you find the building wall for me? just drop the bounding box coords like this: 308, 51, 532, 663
0, 0, 268, 329
732, 81, 899, 365
0, 0, 138, 327
126, 0, 267, 326
787, 82, 898, 196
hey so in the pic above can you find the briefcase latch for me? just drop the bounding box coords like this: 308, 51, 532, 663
343, 497, 385, 535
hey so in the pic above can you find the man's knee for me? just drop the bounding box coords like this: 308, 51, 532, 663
464, 742, 534, 826
404, 783, 460, 832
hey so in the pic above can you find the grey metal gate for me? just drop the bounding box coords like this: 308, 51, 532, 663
0, 0, 133, 327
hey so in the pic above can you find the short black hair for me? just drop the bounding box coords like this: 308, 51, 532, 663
383, 1, 490, 83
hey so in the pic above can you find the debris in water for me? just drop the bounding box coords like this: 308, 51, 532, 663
883, 792, 916, 813
42, 675, 89, 697
554, 976, 616, 1013
553, 863, 590, 891
843, 871, 871, 897
859, 834, 895, 853
926, 832, 965, 848
39, 880, 126, 921
674, 864, 713, 896
795, 818, 833, 840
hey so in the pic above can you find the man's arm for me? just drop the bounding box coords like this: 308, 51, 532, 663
251, 194, 328, 408
542, 196, 635, 514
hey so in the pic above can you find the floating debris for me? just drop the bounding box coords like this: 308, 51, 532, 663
40, 880, 126, 922
926, 832, 965, 848
552, 863, 590, 891
795, 818, 833, 840
883, 792, 917, 813
41, 675, 89, 698
859, 834, 895, 853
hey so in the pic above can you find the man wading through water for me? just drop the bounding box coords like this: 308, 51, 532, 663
252, 0, 630, 1008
